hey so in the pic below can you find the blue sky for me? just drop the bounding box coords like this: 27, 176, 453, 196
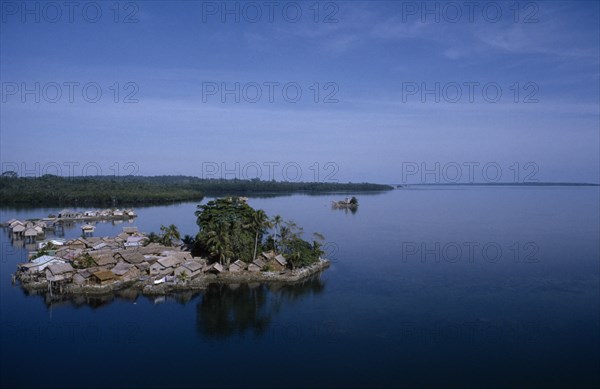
1, 1, 598, 183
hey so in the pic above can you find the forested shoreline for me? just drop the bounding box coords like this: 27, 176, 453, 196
0, 174, 393, 205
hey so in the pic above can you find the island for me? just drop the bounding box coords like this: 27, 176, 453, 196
332, 196, 359, 209
10, 197, 330, 296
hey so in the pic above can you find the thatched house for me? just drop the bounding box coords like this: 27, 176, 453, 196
56, 248, 83, 261
261, 251, 276, 261
92, 270, 117, 285
89, 250, 117, 267
113, 250, 145, 265
58, 209, 79, 218
229, 260, 246, 272
174, 260, 204, 279
11, 224, 26, 239
248, 258, 266, 272
45, 263, 75, 282
124, 236, 146, 248
160, 251, 192, 262
72, 269, 92, 285
157, 255, 185, 269
135, 262, 150, 273
150, 256, 184, 276
111, 262, 139, 281
20, 255, 65, 273
67, 238, 89, 250
136, 243, 168, 255
92, 242, 108, 251
24, 228, 38, 241
115, 233, 130, 243
269, 254, 288, 271
204, 262, 223, 274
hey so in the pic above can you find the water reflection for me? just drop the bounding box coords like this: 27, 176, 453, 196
196, 276, 326, 339
18, 274, 326, 341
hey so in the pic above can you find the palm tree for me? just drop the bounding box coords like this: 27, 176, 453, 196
207, 222, 232, 265
160, 224, 180, 247
271, 215, 282, 252
252, 210, 271, 261
312, 232, 325, 259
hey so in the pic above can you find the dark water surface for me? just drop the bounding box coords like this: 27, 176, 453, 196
1, 187, 599, 388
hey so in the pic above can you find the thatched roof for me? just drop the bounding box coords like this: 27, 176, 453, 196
12, 224, 26, 233
135, 262, 150, 272
47, 263, 74, 275
136, 243, 169, 255
111, 262, 134, 276
157, 256, 184, 268
24, 228, 38, 236
204, 262, 223, 273
182, 260, 203, 273
89, 250, 117, 267
229, 260, 246, 272
92, 270, 116, 282
72, 273, 87, 285
114, 250, 145, 264
261, 251, 276, 260
274, 254, 287, 266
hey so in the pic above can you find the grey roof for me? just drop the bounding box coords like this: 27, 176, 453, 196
72, 273, 87, 285
115, 250, 145, 264
24, 228, 38, 236
92, 242, 108, 250
248, 263, 261, 272
204, 262, 223, 273
135, 262, 150, 271
77, 269, 92, 279
252, 258, 266, 268
229, 260, 246, 270
47, 263, 74, 275
111, 262, 135, 276
20, 256, 64, 271
12, 225, 26, 233
182, 260, 203, 273
157, 256, 184, 268
262, 251, 276, 260
90, 250, 117, 267
274, 254, 288, 266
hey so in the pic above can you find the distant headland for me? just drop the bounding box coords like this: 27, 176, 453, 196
0, 173, 393, 206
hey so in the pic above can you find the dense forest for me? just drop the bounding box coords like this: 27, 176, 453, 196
194, 197, 324, 268
0, 174, 393, 205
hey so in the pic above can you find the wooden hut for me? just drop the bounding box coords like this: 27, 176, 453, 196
229, 260, 247, 272
92, 270, 117, 285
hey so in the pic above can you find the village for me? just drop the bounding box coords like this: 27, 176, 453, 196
3, 208, 137, 243
7, 220, 330, 296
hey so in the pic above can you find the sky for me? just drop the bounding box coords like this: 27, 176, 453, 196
1, 0, 599, 184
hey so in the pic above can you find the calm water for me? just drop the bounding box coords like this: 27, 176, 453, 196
1, 187, 599, 388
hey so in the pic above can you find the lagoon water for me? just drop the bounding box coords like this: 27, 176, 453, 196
1, 187, 599, 388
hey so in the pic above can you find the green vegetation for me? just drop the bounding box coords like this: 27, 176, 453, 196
144, 224, 182, 247
159, 224, 181, 246
0, 174, 393, 205
194, 197, 323, 268
195, 198, 261, 265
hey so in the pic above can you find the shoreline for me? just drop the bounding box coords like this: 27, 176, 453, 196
16, 259, 331, 297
